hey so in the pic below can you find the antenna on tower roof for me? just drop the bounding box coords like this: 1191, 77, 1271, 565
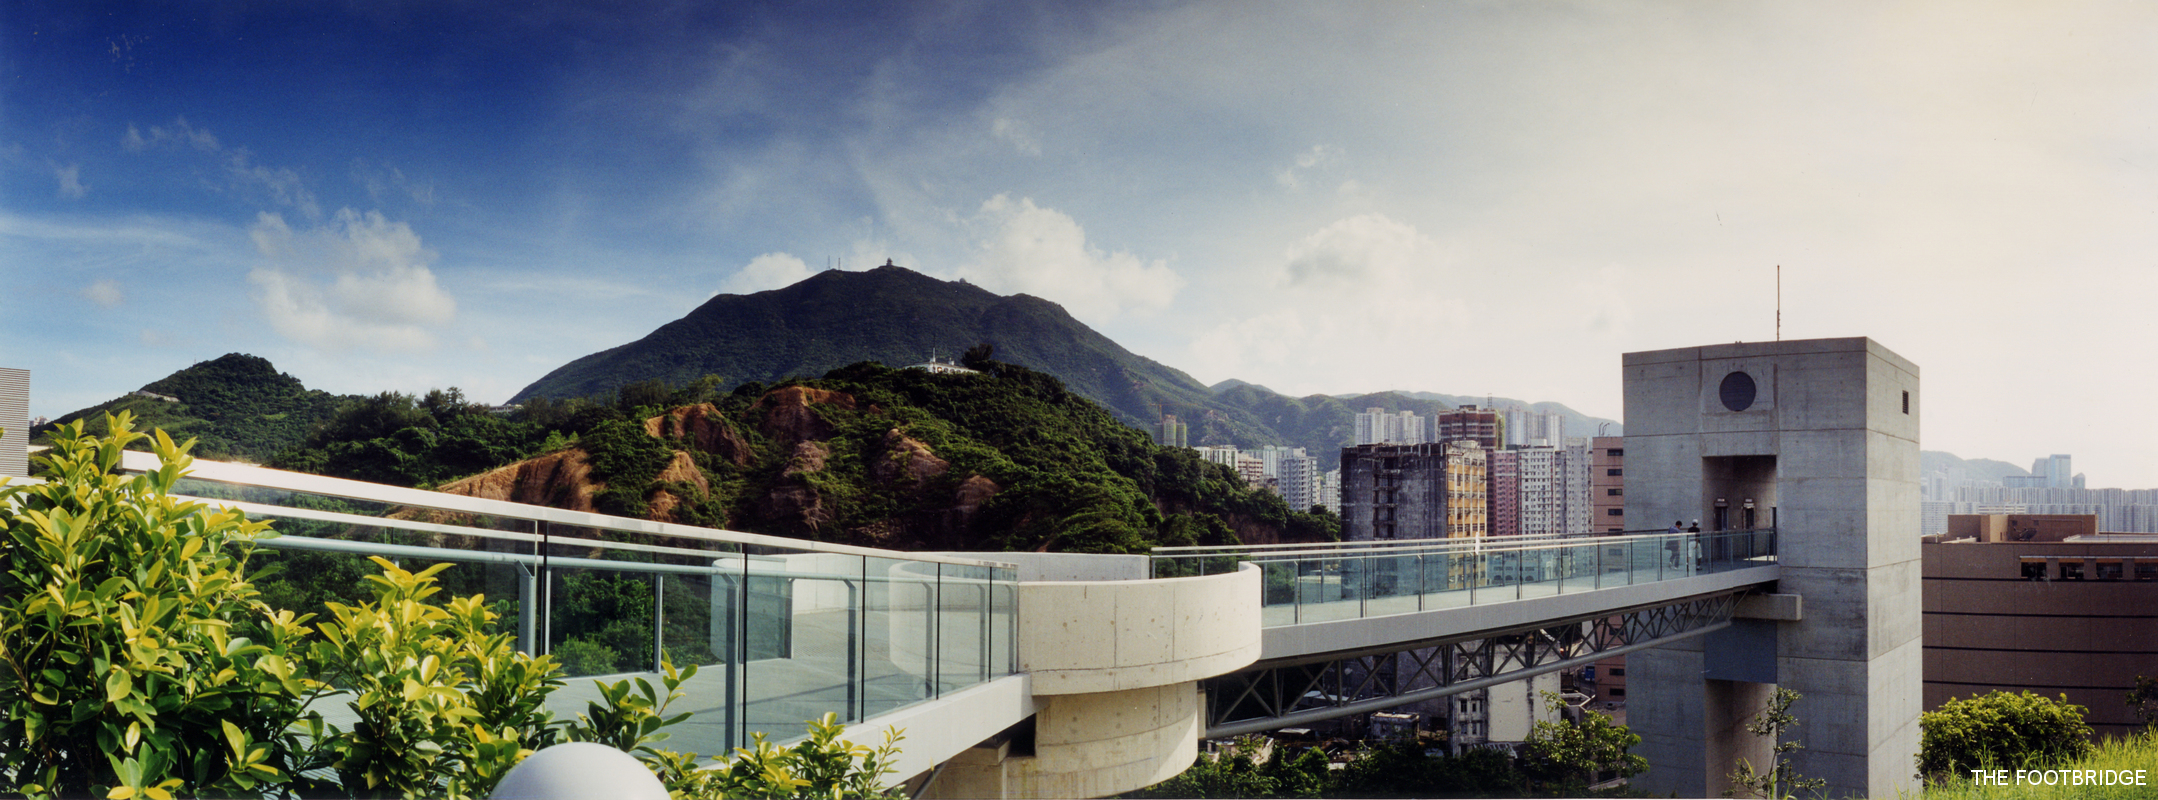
1776, 264, 1782, 341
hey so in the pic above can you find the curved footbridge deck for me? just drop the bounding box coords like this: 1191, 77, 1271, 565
121, 452, 1784, 799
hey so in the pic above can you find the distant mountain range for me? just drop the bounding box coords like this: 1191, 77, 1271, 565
511, 265, 1621, 468
1920, 450, 2031, 484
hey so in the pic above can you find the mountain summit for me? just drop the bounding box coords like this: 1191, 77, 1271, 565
511, 264, 1220, 425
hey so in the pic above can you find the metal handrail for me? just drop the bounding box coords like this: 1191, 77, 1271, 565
1150, 528, 1776, 565
122, 450, 1016, 570
1152, 528, 1778, 625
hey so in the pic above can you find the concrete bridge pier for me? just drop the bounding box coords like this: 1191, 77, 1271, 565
923, 557, 1263, 799
1623, 338, 1921, 799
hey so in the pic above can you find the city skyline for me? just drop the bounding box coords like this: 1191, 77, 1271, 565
8, 2, 2158, 487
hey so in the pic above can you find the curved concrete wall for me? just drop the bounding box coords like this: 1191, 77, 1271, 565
1009, 683, 1202, 799
1019, 562, 1263, 695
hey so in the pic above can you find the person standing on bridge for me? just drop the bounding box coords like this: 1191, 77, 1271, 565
1667, 521, 1684, 568
1687, 521, 1702, 573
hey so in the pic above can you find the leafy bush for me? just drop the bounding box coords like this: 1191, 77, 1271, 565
303, 557, 563, 797
1126, 736, 1330, 799
1919, 690, 2094, 780
0, 414, 317, 799
1, 416, 907, 799
1519, 693, 1646, 793
563, 664, 904, 799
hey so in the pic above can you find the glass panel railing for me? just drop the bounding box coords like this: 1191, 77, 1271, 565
864, 556, 936, 720
1156, 528, 1776, 628
124, 452, 1017, 757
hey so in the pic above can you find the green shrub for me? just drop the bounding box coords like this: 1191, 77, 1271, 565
1520, 693, 1646, 794
1919, 690, 2094, 780
2, 416, 907, 799
0, 414, 318, 800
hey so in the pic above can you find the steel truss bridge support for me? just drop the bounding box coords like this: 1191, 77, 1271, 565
1203, 591, 1743, 738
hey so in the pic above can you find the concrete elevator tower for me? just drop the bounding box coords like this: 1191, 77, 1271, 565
1622, 338, 1921, 798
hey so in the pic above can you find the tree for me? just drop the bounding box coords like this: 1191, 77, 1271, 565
1917, 690, 2093, 780
960, 341, 996, 371
2129, 675, 2158, 729
1520, 691, 1647, 794
1728, 688, 1826, 800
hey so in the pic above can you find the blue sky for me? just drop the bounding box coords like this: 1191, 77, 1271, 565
8, 1, 2158, 487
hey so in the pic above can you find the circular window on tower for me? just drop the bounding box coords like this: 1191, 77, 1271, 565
1719, 371, 1757, 412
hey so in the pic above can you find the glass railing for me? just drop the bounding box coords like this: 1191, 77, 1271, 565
115, 452, 1019, 755
1151, 528, 1775, 628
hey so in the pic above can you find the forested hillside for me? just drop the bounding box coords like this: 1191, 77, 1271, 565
32, 354, 352, 461
278, 360, 1336, 553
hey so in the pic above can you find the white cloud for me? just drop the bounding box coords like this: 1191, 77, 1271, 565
121, 116, 220, 152
954, 194, 1182, 322
991, 117, 1042, 156
1275, 144, 1342, 190
719, 252, 813, 295
246, 209, 456, 352
228, 150, 321, 220
81, 279, 123, 307
1187, 214, 1478, 394
351, 159, 437, 206
55, 164, 86, 199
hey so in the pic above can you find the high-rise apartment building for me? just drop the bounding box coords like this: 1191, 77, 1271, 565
1515, 446, 1564, 537
1319, 468, 1342, 516
1340, 441, 1488, 541
1156, 414, 1187, 448
1252, 445, 1319, 512
1353, 408, 1427, 445
1501, 407, 1566, 447
1435, 405, 1502, 450
1562, 437, 1592, 534
1590, 436, 1625, 533
1488, 450, 1520, 537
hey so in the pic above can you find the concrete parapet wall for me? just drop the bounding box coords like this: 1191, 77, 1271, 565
1020, 562, 1261, 695
934, 550, 1150, 582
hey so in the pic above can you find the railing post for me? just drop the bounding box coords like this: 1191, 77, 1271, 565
1358, 555, 1368, 620
652, 572, 665, 674
1514, 541, 1523, 601
1295, 559, 1304, 625
847, 575, 861, 723
517, 561, 538, 656
1417, 552, 1426, 612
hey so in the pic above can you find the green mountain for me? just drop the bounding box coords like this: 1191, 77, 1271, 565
33, 354, 353, 462
512, 264, 1229, 430
510, 265, 1620, 470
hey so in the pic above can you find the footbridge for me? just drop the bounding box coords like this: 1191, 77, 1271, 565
1148, 534, 1783, 738
107, 451, 1782, 799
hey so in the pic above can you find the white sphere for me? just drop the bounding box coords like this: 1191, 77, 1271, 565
490, 741, 671, 800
